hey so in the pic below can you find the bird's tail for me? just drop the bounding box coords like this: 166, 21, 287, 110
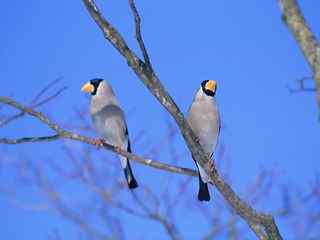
122, 138, 138, 189
193, 155, 211, 201
123, 160, 138, 189
198, 174, 210, 201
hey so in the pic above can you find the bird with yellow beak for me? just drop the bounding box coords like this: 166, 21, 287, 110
187, 80, 220, 201
81, 78, 138, 189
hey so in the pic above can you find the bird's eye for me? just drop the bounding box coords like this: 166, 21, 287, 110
90, 78, 103, 86
89, 79, 104, 95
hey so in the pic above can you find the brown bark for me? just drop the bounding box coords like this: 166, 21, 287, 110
279, 0, 320, 108
80, 0, 283, 239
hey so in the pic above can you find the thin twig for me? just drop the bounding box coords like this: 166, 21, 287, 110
129, 0, 153, 72
279, 0, 320, 108
0, 135, 60, 144
0, 79, 67, 128
287, 76, 316, 93
33, 166, 111, 240
131, 190, 181, 240
33, 86, 68, 107
30, 77, 64, 106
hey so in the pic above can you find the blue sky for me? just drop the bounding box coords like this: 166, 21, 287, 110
1, 1, 320, 239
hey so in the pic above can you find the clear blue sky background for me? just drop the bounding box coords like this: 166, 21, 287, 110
1, 1, 320, 239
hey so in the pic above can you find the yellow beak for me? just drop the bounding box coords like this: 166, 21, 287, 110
205, 80, 216, 92
81, 82, 94, 93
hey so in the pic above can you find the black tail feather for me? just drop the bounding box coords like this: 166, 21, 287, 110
124, 160, 138, 189
123, 130, 138, 189
192, 155, 211, 201
198, 174, 210, 201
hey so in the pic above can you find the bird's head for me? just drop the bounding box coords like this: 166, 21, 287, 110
81, 78, 104, 96
201, 80, 217, 97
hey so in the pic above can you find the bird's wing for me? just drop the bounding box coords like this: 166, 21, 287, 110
92, 104, 128, 147
125, 127, 131, 153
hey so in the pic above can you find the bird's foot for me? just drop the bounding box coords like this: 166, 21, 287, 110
207, 159, 215, 172
93, 138, 105, 148
194, 136, 201, 145
114, 145, 122, 152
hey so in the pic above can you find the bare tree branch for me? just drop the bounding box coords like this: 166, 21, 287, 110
0, 96, 197, 177
81, 1, 283, 239
287, 76, 316, 93
31, 78, 63, 104
131, 190, 181, 240
33, 166, 112, 240
128, 0, 153, 72
0, 134, 60, 144
279, 0, 320, 108
0, 77, 67, 128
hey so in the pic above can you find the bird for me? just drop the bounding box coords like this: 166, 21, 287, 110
187, 80, 220, 201
81, 78, 138, 189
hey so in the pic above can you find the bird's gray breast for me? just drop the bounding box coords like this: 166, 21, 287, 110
91, 104, 127, 146
188, 100, 220, 155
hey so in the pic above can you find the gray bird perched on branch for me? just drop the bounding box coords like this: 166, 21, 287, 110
187, 80, 220, 201
81, 78, 138, 189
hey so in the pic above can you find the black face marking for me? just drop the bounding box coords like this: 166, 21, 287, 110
90, 78, 104, 95
201, 80, 216, 97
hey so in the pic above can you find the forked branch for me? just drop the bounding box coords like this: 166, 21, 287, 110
0, 96, 197, 177
129, 0, 153, 72
279, 0, 320, 108
81, 0, 283, 239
